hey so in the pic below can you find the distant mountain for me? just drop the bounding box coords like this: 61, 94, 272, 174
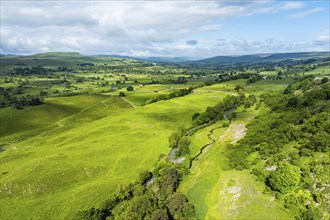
32, 52, 83, 57
94, 54, 135, 59
195, 52, 330, 65
137, 56, 196, 63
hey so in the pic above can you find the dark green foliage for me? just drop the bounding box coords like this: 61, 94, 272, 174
14, 96, 44, 109
228, 148, 250, 170
175, 136, 190, 158
234, 84, 244, 92
117, 183, 134, 200
192, 95, 241, 126
112, 196, 155, 220
158, 167, 180, 195
149, 209, 169, 220
13, 65, 49, 75
168, 130, 184, 149
228, 78, 329, 218
192, 112, 200, 121
76, 208, 105, 220
283, 76, 315, 94
126, 86, 134, 91
101, 196, 120, 211
268, 163, 300, 193
246, 74, 262, 85
320, 77, 329, 84
165, 193, 195, 219
119, 92, 125, 97
145, 88, 193, 105
76, 161, 194, 220
286, 97, 300, 108
244, 94, 257, 108
204, 80, 214, 86
138, 170, 152, 185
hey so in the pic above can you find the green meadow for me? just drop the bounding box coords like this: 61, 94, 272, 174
0, 91, 219, 219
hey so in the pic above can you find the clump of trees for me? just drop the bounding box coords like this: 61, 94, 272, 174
192, 95, 244, 126
168, 129, 191, 158
13, 66, 50, 75
145, 87, 193, 105
246, 74, 262, 85
228, 78, 330, 219
75, 158, 195, 220
13, 96, 43, 109
0, 85, 44, 109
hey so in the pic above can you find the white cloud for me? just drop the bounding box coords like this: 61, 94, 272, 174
0, 1, 328, 57
281, 1, 304, 10
199, 24, 223, 32
289, 7, 325, 18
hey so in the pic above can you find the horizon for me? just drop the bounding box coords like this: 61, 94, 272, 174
1, 0, 329, 58
2, 51, 330, 60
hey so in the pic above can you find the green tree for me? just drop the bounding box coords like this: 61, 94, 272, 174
126, 86, 134, 91
112, 196, 155, 220
175, 136, 190, 157
268, 163, 300, 193
234, 84, 244, 92
149, 209, 169, 220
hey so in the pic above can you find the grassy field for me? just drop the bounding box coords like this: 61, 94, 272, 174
0, 91, 220, 219
179, 109, 292, 219
245, 78, 294, 95
0, 94, 128, 139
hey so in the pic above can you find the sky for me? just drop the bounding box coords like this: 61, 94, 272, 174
0, 0, 329, 58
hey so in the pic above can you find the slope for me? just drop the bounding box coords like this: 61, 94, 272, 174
0, 91, 220, 219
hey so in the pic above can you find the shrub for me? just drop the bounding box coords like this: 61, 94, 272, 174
126, 86, 134, 91
268, 163, 300, 193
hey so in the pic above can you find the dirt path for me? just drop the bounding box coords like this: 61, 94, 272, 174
55, 97, 113, 127
101, 98, 112, 110
121, 97, 138, 108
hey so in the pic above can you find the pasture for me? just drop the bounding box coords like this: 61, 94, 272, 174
0, 90, 220, 219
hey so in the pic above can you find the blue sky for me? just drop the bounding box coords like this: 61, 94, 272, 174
1, 0, 329, 58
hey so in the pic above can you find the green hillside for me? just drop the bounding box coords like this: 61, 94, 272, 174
0, 52, 329, 219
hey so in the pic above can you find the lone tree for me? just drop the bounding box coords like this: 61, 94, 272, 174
126, 86, 134, 91
235, 84, 244, 92
119, 92, 125, 97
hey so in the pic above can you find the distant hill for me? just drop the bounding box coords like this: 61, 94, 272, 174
137, 56, 196, 63
0, 52, 143, 74
32, 52, 83, 57
195, 52, 330, 65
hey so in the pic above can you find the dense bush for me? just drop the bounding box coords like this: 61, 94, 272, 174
268, 163, 300, 193
228, 78, 330, 218
192, 95, 243, 126
145, 88, 193, 105
126, 86, 134, 91
75, 158, 194, 220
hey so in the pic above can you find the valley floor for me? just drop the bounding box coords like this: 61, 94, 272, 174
179, 110, 292, 219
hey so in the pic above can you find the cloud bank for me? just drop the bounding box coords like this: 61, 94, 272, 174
0, 1, 329, 57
